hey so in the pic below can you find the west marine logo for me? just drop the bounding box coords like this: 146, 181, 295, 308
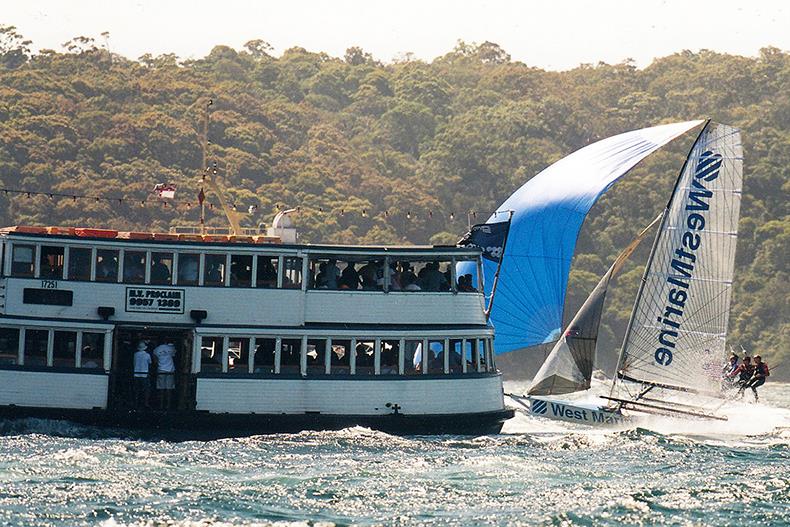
654, 149, 722, 367
531, 399, 548, 414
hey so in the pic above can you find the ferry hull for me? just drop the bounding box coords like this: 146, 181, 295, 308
514, 395, 631, 427
0, 405, 514, 438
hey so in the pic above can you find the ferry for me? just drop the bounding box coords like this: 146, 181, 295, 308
0, 218, 513, 436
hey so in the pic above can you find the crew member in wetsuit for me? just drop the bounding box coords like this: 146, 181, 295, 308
732, 356, 754, 398
742, 355, 770, 402
721, 353, 740, 391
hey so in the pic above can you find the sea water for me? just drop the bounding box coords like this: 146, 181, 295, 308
0, 382, 788, 527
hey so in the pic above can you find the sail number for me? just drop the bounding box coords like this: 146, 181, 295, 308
125, 287, 185, 314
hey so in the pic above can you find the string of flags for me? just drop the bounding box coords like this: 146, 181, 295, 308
0, 184, 492, 223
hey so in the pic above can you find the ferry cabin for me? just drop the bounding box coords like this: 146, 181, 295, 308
0, 228, 512, 435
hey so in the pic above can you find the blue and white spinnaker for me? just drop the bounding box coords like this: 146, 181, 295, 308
464, 120, 704, 354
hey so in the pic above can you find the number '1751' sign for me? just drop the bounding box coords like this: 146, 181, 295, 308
125, 287, 185, 314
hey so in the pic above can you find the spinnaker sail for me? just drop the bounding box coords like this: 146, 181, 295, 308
460, 120, 705, 354
613, 122, 743, 396
527, 214, 661, 396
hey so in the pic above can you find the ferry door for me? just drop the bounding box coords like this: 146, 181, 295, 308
110, 327, 196, 412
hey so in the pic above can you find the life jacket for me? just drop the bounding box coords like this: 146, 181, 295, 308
738, 363, 754, 381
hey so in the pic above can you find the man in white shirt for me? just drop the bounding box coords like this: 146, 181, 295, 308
133, 341, 152, 409
152, 340, 177, 410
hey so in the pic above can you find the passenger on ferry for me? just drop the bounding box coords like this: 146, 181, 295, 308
399, 262, 417, 289
124, 254, 145, 282
338, 263, 360, 289
359, 260, 379, 290
81, 345, 100, 368
419, 262, 448, 292
457, 274, 477, 292
97, 254, 118, 281
256, 258, 277, 287
178, 256, 199, 283
315, 260, 340, 289
150, 255, 171, 283
230, 259, 251, 285
153, 340, 177, 409
402, 273, 421, 291
133, 341, 152, 409
205, 261, 222, 284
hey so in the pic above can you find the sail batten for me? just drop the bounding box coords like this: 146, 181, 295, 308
614, 122, 743, 395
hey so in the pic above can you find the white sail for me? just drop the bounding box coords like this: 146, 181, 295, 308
528, 215, 660, 396
615, 122, 743, 395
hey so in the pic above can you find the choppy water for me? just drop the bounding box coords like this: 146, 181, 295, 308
1, 382, 788, 527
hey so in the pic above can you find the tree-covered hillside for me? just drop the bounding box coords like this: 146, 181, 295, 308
1, 26, 787, 378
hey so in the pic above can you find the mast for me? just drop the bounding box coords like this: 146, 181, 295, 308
199, 98, 213, 235
609, 119, 711, 398
484, 210, 513, 321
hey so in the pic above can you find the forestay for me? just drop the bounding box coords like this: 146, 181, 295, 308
462, 120, 704, 354
527, 215, 660, 396
615, 122, 743, 395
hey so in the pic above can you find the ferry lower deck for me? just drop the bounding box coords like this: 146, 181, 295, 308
0, 322, 511, 436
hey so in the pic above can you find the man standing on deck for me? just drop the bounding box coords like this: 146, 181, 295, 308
133, 341, 152, 409
153, 339, 177, 410
741, 355, 770, 402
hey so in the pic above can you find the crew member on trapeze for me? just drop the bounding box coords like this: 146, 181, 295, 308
725, 355, 753, 393
737, 355, 770, 402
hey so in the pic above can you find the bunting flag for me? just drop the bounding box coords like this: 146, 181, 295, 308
152, 183, 176, 199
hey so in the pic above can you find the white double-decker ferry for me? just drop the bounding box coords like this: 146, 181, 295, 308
0, 222, 513, 436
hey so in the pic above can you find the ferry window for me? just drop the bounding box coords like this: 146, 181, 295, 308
478, 339, 488, 372
256, 256, 278, 288
306, 339, 326, 374
428, 340, 445, 374
486, 339, 496, 372
380, 340, 399, 374
40, 246, 65, 279
150, 252, 173, 285
449, 339, 464, 373
204, 254, 226, 286
280, 338, 301, 374
81, 332, 105, 369
253, 338, 276, 373
68, 247, 92, 281
123, 251, 146, 284
229, 255, 252, 287
0, 328, 20, 365
282, 257, 302, 289
200, 336, 223, 372
177, 253, 200, 285
464, 340, 476, 373
330, 339, 351, 374
95, 249, 119, 282
53, 331, 77, 368
11, 244, 35, 277
23, 329, 48, 367
226, 337, 250, 374
355, 340, 374, 375
404, 340, 423, 375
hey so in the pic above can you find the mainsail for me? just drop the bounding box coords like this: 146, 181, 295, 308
614, 122, 743, 396
527, 215, 661, 396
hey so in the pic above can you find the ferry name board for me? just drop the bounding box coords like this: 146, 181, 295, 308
125, 287, 185, 314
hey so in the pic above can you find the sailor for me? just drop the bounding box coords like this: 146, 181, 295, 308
153, 340, 177, 410
721, 354, 739, 390
731, 356, 755, 398
742, 355, 770, 402
132, 341, 152, 409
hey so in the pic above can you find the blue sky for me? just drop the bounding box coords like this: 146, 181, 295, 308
5, 0, 789, 70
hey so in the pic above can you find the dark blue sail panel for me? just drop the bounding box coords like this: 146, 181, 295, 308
463, 121, 704, 354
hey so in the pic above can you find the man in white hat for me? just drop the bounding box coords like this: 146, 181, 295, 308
153, 339, 177, 410
133, 341, 152, 409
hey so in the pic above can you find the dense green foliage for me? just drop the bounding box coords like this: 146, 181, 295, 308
0, 27, 787, 378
